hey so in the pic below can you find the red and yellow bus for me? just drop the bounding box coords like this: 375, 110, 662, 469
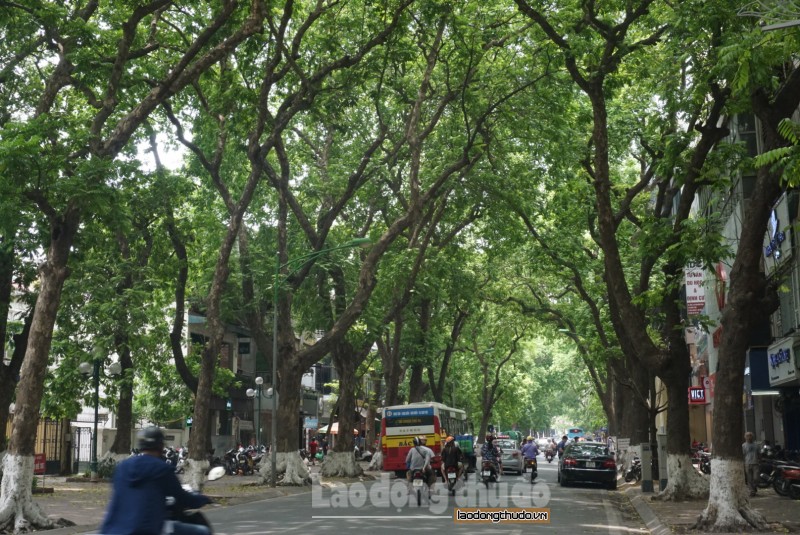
380, 402, 467, 476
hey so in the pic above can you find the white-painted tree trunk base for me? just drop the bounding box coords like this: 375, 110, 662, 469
0, 453, 58, 532
258, 452, 311, 486
183, 459, 210, 491
693, 458, 767, 531
320, 452, 364, 478
655, 453, 709, 500
367, 451, 383, 471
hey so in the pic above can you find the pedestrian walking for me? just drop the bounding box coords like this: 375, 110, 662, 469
743, 432, 760, 496
321, 437, 329, 457
308, 438, 319, 466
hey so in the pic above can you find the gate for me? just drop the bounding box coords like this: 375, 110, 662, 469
73, 427, 93, 475
6, 417, 64, 474
39, 419, 63, 474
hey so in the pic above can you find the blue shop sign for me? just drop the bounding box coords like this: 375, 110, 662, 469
770, 348, 791, 368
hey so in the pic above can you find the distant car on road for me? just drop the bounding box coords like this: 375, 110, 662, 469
558, 441, 617, 490
495, 438, 524, 474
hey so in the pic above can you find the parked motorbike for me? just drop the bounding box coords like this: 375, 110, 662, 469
235, 447, 254, 475
774, 464, 800, 497
480, 460, 498, 489
164, 447, 180, 471
699, 452, 711, 475
525, 458, 538, 483
249, 445, 266, 467
223, 448, 239, 475
624, 456, 642, 482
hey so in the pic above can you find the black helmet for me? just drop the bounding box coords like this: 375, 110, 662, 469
137, 426, 165, 451
412, 436, 420, 447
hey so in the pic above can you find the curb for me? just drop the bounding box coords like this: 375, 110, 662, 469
624, 488, 671, 535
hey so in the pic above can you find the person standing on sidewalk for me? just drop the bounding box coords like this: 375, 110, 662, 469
742, 432, 760, 497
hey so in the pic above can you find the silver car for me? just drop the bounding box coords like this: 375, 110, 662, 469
495, 439, 524, 474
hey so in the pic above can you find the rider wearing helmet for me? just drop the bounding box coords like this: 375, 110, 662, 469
440, 435, 465, 481
100, 427, 212, 535
480, 433, 502, 477
405, 435, 436, 490
521, 436, 538, 460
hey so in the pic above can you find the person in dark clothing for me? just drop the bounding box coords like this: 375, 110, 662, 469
100, 427, 212, 535
440, 436, 465, 481
556, 435, 568, 458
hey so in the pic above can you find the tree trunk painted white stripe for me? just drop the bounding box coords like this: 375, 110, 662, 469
0, 454, 56, 532
656, 453, 708, 500
320, 452, 364, 479
694, 458, 766, 531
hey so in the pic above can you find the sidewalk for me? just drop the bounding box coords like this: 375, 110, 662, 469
622, 480, 800, 534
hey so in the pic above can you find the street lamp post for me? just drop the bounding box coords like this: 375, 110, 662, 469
246, 377, 264, 447
270, 238, 371, 487
79, 352, 121, 482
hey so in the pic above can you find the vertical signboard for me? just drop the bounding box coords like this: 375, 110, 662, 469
684, 262, 706, 316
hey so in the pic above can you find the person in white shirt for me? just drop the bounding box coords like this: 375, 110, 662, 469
405, 435, 436, 489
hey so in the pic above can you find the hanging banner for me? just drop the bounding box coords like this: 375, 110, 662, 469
685, 263, 706, 316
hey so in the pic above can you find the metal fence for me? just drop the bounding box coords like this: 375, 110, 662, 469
73, 427, 93, 474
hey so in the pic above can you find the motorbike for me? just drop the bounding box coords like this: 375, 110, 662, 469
480, 460, 498, 489
773, 464, 800, 497
235, 447, 254, 475
223, 448, 239, 475
409, 469, 427, 506
165, 466, 224, 535
757, 458, 790, 489
624, 456, 642, 482
164, 447, 180, 471
698, 451, 711, 474
545, 450, 554, 463
525, 457, 538, 483
444, 465, 459, 495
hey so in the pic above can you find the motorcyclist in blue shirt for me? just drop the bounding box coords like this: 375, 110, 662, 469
100, 427, 212, 535
521, 436, 538, 460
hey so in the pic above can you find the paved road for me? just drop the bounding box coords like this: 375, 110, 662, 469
203, 456, 648, 534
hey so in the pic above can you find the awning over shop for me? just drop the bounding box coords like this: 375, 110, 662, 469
318, 422, 359, 435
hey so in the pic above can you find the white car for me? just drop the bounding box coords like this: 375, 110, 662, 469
495, 439, 524, 474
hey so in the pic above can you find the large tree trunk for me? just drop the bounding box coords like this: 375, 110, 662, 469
109, 345, 134, 454
270, 360, 312, 485
365, 374, 381, 453
696, 65, 800, 531
659, 374, 708, 500
0, 210, 79, 531
407, 363, 427, 402
379, 334, 403, 406
324, 342, 363, 478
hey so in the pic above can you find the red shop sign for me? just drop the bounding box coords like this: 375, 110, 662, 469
688, 387, 707, 405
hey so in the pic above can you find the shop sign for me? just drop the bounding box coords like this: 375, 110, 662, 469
767, 336, 799, 386
688, 386, 707, 404
684, 262, 706, 316
763, 193, 793, 277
